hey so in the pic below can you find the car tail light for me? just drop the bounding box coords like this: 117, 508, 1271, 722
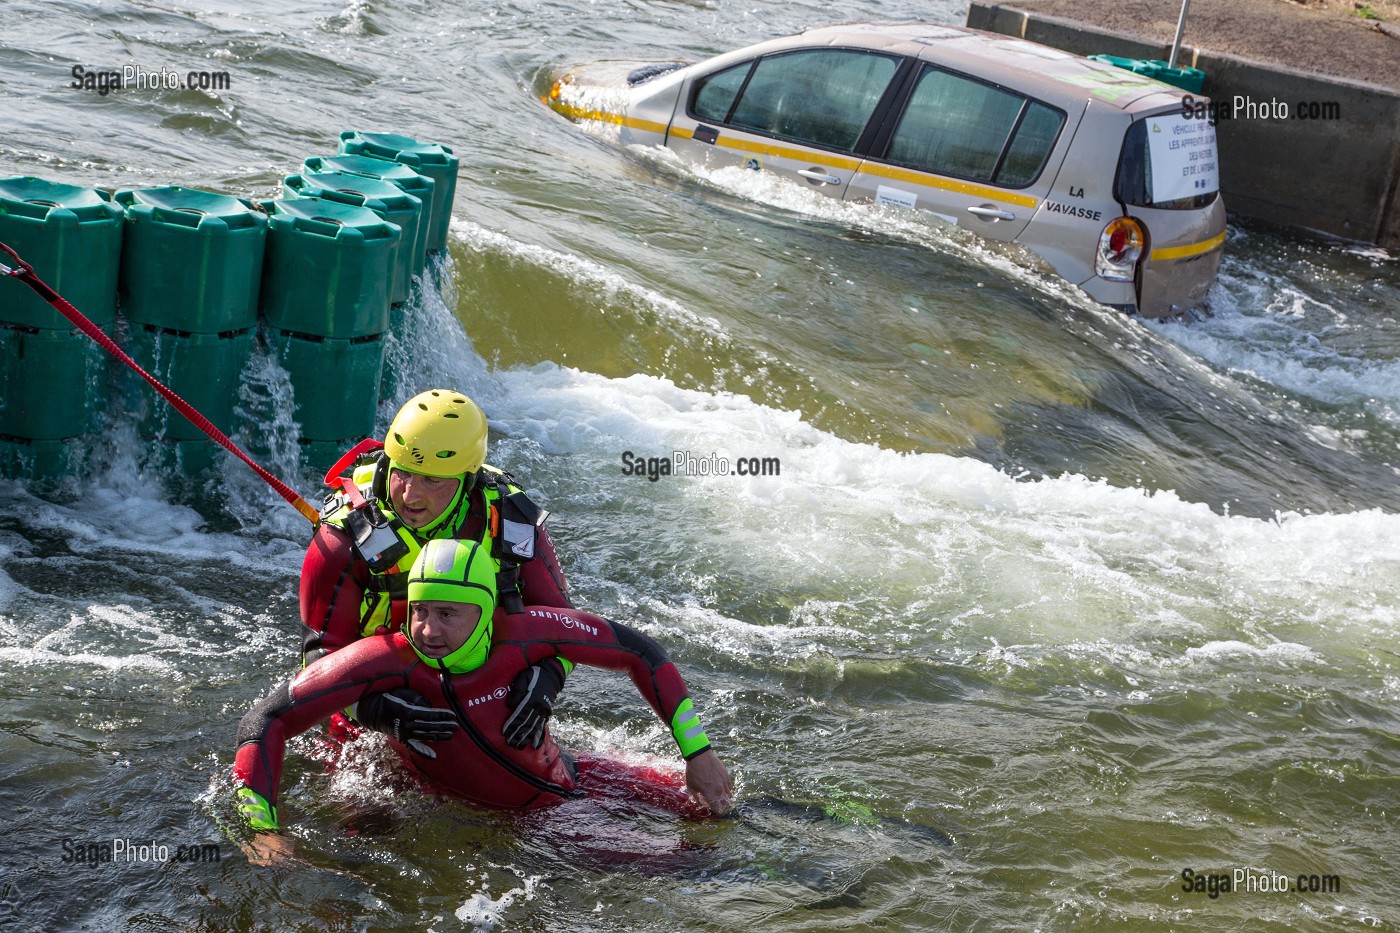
1096, 216, 1145, 282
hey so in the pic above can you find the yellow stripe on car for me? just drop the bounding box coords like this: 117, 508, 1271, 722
669, 126, 860, 171
1151, 230, 1226, 262
554, 97, 1037, 210
547, 99, 670, 136
858, 163, 1039, 208
669, 126, 1040, 208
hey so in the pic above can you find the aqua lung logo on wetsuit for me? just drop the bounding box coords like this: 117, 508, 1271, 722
466, 686, 510, 708
529, 608, 598, 636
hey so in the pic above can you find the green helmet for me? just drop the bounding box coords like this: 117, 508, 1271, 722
406, 538, 498, 673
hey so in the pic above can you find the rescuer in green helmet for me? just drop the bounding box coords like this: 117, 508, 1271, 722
301, 388, 575, 751
236, 539, 733, 862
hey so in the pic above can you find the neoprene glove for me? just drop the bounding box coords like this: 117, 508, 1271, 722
502, 660, 565, 749
356, 687, 458, 758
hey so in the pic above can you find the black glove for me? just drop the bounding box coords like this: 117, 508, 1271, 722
356, 688, 458, 759
502, 660, 565, 749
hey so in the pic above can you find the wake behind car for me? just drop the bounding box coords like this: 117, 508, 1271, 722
546, 23, 1226, 320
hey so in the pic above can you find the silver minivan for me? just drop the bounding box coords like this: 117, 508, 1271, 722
547, 23, 1226, 319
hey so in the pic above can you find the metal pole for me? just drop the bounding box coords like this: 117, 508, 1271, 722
1168, 0, 1191, 68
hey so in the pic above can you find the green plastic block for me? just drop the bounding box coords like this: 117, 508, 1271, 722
0, 176, 124, 330
338, 131, 458, 251
115, 186, 267, 333
260, 198, 397, 339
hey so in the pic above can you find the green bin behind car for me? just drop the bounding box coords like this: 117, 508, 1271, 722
0, 176, 124, 330
338, 131, 458, 252
115, 186, 267, 333
281, 172, 423, 305
301, 154, 432, 279
1087, 55, 1206, 94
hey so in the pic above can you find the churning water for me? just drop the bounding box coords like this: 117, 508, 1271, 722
1, 0, 1398, 930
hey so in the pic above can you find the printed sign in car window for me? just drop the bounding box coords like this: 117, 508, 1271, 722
1146, 114, 1218, 203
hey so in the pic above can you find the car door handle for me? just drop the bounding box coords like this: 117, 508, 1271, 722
967, 205, 1016, 221
798, 169, 843, 185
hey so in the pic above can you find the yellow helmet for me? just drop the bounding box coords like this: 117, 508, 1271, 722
384, 389, 488, 477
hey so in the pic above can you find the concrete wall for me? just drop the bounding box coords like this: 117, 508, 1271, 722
968, 2, 1400, 249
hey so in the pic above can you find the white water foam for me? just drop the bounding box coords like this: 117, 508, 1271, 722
1145, 235, 1400, 432
450, 874, 542, 931
1153, 284, 1400, 421
379, 249, 1399, 669
353, 223, 1399, 674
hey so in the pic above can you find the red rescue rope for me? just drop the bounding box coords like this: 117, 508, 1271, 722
0, 240, 321, 526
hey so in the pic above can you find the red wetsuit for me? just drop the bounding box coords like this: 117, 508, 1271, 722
299, 485, 572, 661
234, 606, 710, 813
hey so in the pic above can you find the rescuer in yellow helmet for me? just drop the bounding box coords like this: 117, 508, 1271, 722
301, 388, 573, 751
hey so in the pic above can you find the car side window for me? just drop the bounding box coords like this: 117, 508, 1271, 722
886, 66, 1064, 187
692, 62, 751, 124
996, 101, 1063, 187
692, 50, 900, 152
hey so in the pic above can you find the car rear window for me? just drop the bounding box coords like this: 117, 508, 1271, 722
691, 49, 900, 152
883, 66, 1065, 188
1115, 113, 1220, 210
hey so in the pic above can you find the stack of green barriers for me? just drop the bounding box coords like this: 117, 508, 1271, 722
0, 129, 459, 484
0, 177, 123, 482
116, 186, 267, 475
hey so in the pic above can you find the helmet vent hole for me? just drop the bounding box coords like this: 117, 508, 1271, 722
435, 450, 456, 459
444, 412, 459, 419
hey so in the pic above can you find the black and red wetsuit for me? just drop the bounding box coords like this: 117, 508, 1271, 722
234, 606, 710, 813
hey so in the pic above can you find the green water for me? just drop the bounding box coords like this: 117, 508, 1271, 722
1, 0, 1398, 930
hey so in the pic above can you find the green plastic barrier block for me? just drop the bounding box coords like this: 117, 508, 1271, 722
282, 172, 423, 306
260, 198, 398, 339
0, 325, 107, 439
298, 438, 357, 472
1088, 55, 1206, 94
338, 131, 458, 252
115, 187, 267, 333
0, 176, 124, 330
301, 155, 433, 277
267, 329, 384, 442
122, 325, 253, 441
143, 438, 222, 478
0, 437, 82, 485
